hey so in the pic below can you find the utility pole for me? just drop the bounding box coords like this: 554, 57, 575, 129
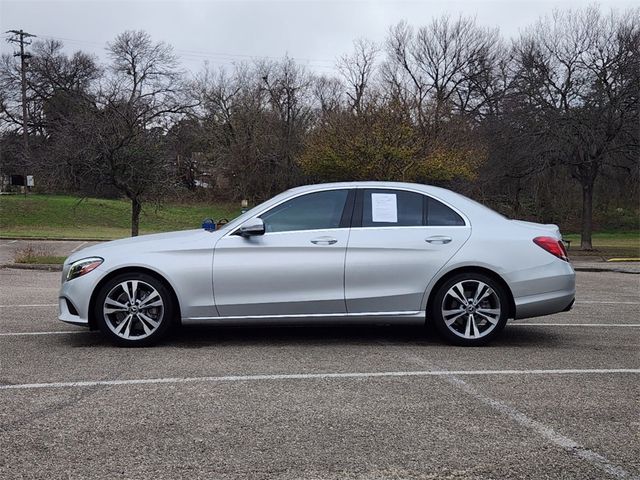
6, 29, 36, 195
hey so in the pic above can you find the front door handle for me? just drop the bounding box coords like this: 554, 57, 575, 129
311, 237, 338, 245
425, 235, 452, 244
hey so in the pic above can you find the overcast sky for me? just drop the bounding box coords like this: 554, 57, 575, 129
1, 0, 637, 75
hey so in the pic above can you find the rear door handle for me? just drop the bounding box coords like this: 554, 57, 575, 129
311, 237, 338, 245
425, 236, 452, 244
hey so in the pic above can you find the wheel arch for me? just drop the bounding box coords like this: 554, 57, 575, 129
425, 266, 516, 322
88, 266, 182, 330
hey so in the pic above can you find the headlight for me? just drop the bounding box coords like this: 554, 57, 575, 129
66, 257, 103, 281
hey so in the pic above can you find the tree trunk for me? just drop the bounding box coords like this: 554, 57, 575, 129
131, 197, 142, 237
580, 182, 594, 250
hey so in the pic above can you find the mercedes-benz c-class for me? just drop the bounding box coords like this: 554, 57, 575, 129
59, 182, 575, 346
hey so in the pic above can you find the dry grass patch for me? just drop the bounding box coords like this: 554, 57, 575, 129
14, 244, 66, 265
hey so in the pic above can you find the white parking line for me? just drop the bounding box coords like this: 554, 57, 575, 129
0, 304, 58, 308
516, 323, 640, 327
578, 301, 640, 305
445, 375, 636, 480
70, 241, 88, 252
397, 351, 639, 480
0, 368, 637, 391
0, 240, 18, 246
0, 331, 87, 337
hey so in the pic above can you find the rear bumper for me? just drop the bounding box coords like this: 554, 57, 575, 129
513, 290, 575, 320
507, 260, 576, 320
563, 298, 575, 312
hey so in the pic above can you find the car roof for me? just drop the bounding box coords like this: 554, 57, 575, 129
285, 181, 459, 203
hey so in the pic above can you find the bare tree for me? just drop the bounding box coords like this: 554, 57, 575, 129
0, 39, 100, 192
384, 17, 501, 133
87, 30, 192, 236
258, 57, 314, 195
197, 64, 265, 199
337, 38, 379, 114
512, 7, 639, 248
312, 75, 343, 117
0, 40, 99, 134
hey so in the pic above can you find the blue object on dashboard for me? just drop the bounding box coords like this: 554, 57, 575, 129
202, 218, 216, 231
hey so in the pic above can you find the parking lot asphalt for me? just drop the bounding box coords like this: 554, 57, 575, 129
1, 266, 639, 479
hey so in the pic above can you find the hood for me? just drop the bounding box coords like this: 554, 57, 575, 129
65, 229, 222, 264
510, 220, 561, 239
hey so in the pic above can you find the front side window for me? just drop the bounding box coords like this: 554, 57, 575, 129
260, 189, 349, 233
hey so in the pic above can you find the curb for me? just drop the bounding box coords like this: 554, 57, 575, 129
1, 263, 63, 272
573, 266, 639, 275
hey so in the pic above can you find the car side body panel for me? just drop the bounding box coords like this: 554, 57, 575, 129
345, 225, 471, 313
423, 220, 576, 319
212, 228, 350, 317
59, 230, 218, 324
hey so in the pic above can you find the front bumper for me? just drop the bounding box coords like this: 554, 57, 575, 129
58, 296, 88, 326
58, 267, 104, 327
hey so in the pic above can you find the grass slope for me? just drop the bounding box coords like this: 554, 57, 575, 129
1, 194, 238, 240
563, 231, 640, 259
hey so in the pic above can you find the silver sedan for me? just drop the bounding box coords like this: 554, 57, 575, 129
59, 182, 576, 346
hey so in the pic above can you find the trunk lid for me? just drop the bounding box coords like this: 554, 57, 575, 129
510, 220, 562, 239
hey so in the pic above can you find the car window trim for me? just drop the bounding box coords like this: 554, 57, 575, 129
423, 194, 429, 226
353, 189, 364, 228
340, 189, 356, 228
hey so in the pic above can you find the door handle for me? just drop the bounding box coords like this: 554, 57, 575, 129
310, 237, 338, 245
425, 236, 452, 244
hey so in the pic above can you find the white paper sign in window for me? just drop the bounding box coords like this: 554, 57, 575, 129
371, 193, 398, 223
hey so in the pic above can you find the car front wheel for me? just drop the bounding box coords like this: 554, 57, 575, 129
431, 273, 509, 346
94, 272, 175, 347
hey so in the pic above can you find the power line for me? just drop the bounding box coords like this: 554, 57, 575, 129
33, 33, 338, 69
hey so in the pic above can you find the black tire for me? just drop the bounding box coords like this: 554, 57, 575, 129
94, 272, 176, 347
430, 272, 509, 346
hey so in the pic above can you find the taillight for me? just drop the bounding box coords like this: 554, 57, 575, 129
533, 236, 569, 262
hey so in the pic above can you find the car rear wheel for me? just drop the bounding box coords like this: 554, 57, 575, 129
431, 273, 509, 346
94, 272, 175, 347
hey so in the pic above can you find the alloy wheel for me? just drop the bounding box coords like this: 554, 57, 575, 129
441, 280, 501, 340
103, 280, 164, 340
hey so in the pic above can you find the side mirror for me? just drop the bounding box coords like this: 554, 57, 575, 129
238, 218, 265, 237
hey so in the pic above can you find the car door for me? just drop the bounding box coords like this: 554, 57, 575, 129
212, 188, 354, 317
345, 188, 471, 313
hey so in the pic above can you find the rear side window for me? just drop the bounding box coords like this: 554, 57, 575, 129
359, 189, 466, 227
427, 197, 465, 226
362, 189, 423, 227
260, 189, 349, 233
